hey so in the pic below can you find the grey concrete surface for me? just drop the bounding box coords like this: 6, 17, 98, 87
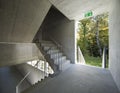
49, 20, 76, 64
36, 7, 76, 63
0, 0, 120, 92
0, 0, 51, 42
24, 64, 120, 93
0, 66, 30, 93
16, 63, 45, 85
109, 0, 120, 91
0, 43, 42, 67
49, 0, 111, 20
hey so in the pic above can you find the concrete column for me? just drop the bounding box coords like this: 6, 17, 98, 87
109, 0, 120, 91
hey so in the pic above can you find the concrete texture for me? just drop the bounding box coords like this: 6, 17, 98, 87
40, 40, 71, 72
36, 7, 76, 63
49, 0, 111, 20
0, 0, 51, 67
0, 0, 120, 92
16, 63, 45, 85
0, 0, 51, 42
0, 66, 30, 93
49, 20, 76, 64
0, 43, 42, 67
109, 0, 120, 91
23, 64, 120, 93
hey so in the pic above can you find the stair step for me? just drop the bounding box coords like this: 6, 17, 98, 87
53, 56, 66, 65
39, 40, 52, 44
50, 52, 63, 59
59, 60, 71, 71
41, 43, 55, 47
22, 76, 52, 93
33, 76, 52, 90
44, 46, 57, 51
39, 40, 71, 74
47, 49, 59, 54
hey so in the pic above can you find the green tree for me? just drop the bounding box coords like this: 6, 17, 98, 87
77, 13, 109, 57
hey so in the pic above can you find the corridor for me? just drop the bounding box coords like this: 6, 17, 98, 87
23, 64, 120, 93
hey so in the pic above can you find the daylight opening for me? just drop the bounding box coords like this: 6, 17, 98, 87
77, 12, 109, 68
27, 60, 54, 75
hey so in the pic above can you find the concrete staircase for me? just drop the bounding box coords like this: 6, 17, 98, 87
20, 40, 72, 93
21, 75, 52, 93
39, 40, 71, 75
21, 64, 120, 93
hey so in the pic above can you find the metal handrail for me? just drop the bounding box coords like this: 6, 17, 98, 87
16, 61, 39, 93
48, 35, 62, 49
77, 46, 86, 64
16, 72, 30, 93
48, 35, 63, 71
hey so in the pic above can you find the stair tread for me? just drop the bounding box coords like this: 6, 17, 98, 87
59, 60, 71, 71
44, 46, 57, 50
41, 43, 55, 47
39, 40, 52, 43
22, 76, 52, 93
47, 49, 59, 54
50, 52, 62, 56
50, 53, 63, 59
39, 40, 71, 73
53, 56, 66, 63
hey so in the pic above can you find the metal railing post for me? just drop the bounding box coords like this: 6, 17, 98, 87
16, 86, 18, 93
16, 71, 31, 93
16, 61, 39, 93
102, 47, 106, 68
48, 35, 63, 72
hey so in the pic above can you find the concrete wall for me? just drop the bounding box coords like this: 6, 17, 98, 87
0, 0, 51, 67
49, 20, 76, 63
0, 0, 51, 42
109, 0, 120, 91
0, 43, 43, 67
16, 63, 45, 84
38, 7, 76, 63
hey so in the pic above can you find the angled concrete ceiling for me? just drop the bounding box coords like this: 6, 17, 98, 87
0, 0, 51, 43
49, 0, 112, 20
0, 0, 112, 43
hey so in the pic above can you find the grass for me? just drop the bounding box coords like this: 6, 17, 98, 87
84, 55, 102, 67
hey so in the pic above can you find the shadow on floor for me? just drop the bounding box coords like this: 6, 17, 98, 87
0, 66, 30, 93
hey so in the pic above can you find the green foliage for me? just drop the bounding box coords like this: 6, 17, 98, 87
77, 13, 109, 57
84, 55, 102, 67
84, 54, 109, 68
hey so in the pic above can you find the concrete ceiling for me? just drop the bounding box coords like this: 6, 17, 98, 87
0, 0, 51, 43
49, 0, 112, 20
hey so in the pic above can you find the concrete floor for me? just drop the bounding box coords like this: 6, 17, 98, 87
0, 66, 30, 93
25, 64, 120, 93
0, 65, 120, 93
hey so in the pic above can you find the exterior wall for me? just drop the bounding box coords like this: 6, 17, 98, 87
0, 43, 43, 67
0, 0, 51, 42
16, 63, 44, 84
109, 0, 120, 91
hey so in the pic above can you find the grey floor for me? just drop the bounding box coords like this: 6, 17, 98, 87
0, 66, 30, 93
26, 64, 120, 93
0, 65, 120, 93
